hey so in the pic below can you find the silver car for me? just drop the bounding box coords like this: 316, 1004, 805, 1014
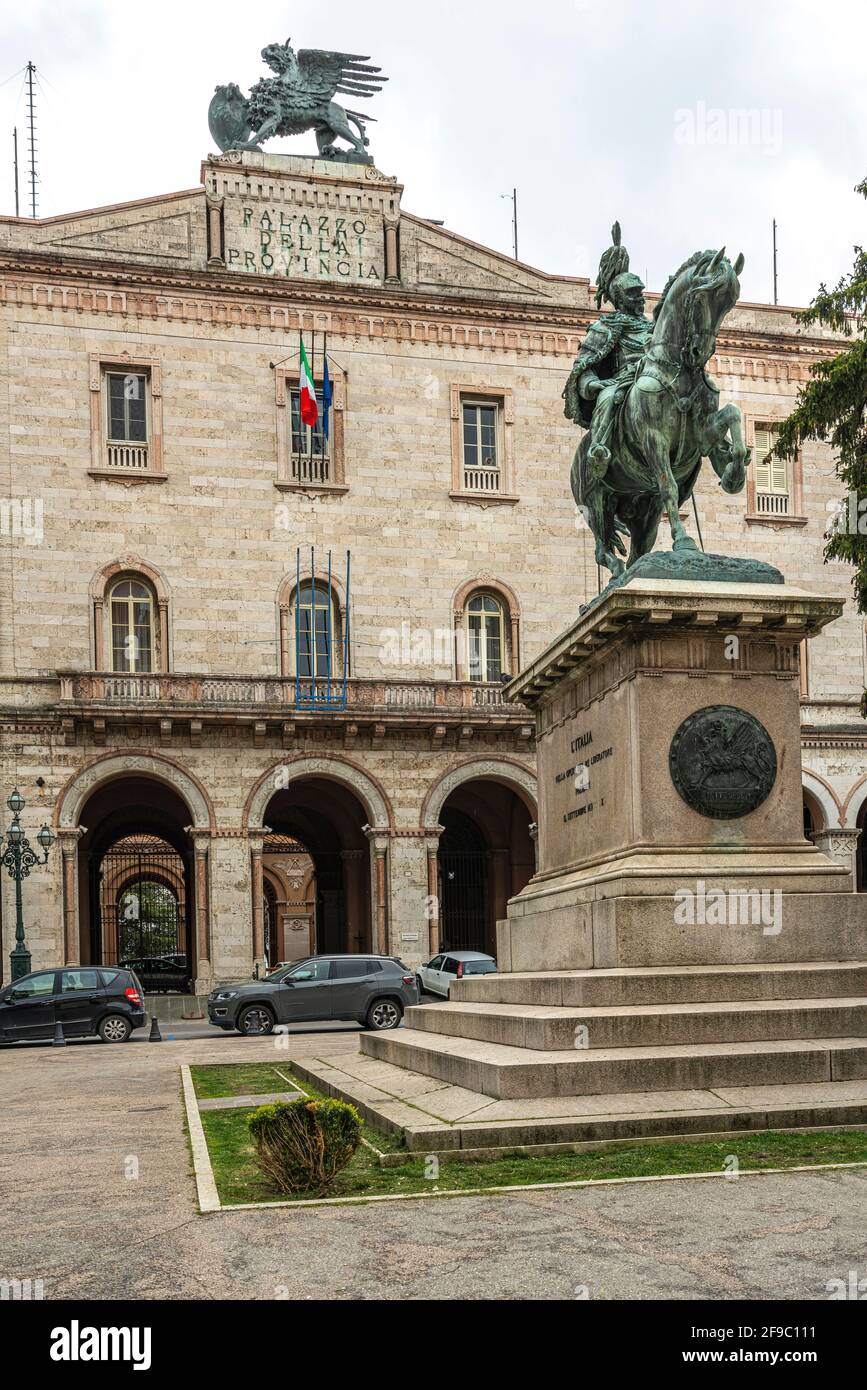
416, 950, 497, 999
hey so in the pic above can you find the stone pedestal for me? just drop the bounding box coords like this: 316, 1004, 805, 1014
499, 577, 861, 971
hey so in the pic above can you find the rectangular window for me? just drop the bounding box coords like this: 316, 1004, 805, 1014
290, 388, 330, 485
462, 401, 500, 492
296, 606, 331, 679
111, 597, 153, 674
753, 426, 790, 515
106, 372, 148, 443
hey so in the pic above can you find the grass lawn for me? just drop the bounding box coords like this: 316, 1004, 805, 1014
189, 1062, 867, 1207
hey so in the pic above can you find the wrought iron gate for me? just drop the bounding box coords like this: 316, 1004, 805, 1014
438, 850, 489, 953
97, 835, 188, 967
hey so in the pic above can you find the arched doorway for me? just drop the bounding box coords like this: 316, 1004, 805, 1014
261, 779, 373, 955
262, 835, 316, 966
76, 775, 198, 989
437, 779, 535, 956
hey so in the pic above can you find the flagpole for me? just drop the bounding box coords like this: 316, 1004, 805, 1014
308, 328, 315, 469
321, 331, 328, 479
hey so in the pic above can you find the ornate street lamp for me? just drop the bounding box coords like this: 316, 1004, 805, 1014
2, 789, 55, 982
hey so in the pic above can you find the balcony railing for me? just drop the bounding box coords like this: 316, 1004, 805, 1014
58, 672, 527, 713
463, 466, 501, 493
755, 491, 790, 516
106, 442, 150, 471
290, 452, 331, 485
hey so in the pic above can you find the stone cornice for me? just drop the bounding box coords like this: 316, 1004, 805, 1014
0, 252, 844, 371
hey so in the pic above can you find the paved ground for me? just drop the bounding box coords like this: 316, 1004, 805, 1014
1, 1028, 865, 1300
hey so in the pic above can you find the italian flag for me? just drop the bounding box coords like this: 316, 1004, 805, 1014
299, 336, 318, 428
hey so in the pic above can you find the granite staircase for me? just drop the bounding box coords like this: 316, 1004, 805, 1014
344, 962, 867, 1151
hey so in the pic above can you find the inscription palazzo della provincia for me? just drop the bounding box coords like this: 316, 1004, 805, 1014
225, 205, 384, 281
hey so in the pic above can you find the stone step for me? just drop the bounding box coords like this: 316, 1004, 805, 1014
361, 1028, 867, 1100
406, 997, 867, 1050
295, 1052, 867, 1154
451, 961, 867, 1009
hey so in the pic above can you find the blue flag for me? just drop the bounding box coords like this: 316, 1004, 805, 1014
321, 356, 333, 441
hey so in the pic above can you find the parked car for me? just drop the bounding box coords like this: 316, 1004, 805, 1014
208, 954, 418, 1036
119, 956, 192, 994
0, 966, 147, 1043
416, 951, 498, 999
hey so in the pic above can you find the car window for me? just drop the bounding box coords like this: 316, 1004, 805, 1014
365, 960, 383, 974
287, 960, 330, 982
331, 959, 368, 981
99, 970, 120, 987
428, 955, 445, 970
463, 961, 497, 976
442, 958, 459, 974
61, 969, 101, 993
11, 971, 56, 998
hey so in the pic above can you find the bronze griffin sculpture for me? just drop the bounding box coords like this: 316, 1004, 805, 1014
208, 38, 389, 164
564, 225, 752, 582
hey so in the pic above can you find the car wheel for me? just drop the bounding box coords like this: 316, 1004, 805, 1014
98, 1014, 132, 1044
237, 1005, 275, 1037
365, 998, 403, 1031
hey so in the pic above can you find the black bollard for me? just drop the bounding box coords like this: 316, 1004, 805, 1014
52, 1019, 66, 1047
148, 1015, 163, 1043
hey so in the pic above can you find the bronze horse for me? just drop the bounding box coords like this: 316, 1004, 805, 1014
571, 247, 751, 579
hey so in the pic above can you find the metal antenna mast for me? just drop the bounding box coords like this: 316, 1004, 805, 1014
772, 218, 778, 306
13, 126, 19, 216
25, 61, 37, 218
500, 188, 519, 260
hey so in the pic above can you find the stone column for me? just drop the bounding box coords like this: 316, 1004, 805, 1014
249, 832, 267, 977
364, 827, 390, 955
206, 195, 225, 265
186, 829, 213, 994
384, 215, 400, 283
58, 827, 86, 965
810, 829, 861, 890
341, 848, 366, 952
425, 827, 445, 957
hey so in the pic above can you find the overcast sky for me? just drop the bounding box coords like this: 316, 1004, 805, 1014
1, 0, 864, 307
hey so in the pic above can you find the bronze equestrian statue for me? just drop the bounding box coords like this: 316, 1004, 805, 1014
564, 225, 751, 582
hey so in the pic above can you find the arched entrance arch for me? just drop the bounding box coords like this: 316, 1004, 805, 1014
245, 758, 394, 963
420, 757, 537, 832
421, 759, 537, 957
54, 755, 214, 988
245, 756, 392, 833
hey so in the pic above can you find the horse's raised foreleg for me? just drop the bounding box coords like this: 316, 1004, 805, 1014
643, 428, 694, 549
702, 403, 751, 494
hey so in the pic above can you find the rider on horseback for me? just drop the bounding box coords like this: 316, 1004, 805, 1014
563, 224, 653, 481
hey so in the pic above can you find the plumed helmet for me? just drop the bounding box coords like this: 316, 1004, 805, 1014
609, 271, 645, 308
596, 222, 637, 309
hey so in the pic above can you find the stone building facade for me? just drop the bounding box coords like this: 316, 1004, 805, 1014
0, 150, 864, 990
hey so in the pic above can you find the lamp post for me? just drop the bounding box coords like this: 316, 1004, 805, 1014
2, 788, 55, 982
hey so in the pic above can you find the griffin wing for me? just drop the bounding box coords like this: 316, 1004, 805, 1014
297, 49, 389, 104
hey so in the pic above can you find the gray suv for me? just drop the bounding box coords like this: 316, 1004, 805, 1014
207, 955, 419, 1036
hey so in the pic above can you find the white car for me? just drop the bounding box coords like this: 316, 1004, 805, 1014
416, 950, 497, 999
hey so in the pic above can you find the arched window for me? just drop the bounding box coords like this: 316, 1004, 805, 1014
91, 559, 170, 673
109, 578, 155, 673
290, 583, 343, 679
465, 592, 505, 684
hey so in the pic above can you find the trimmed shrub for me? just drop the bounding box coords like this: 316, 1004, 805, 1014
248, 1097, 362, 1196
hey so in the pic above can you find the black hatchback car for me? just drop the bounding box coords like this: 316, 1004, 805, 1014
208, 955, 419, 1036
0, 966, 148, 1044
